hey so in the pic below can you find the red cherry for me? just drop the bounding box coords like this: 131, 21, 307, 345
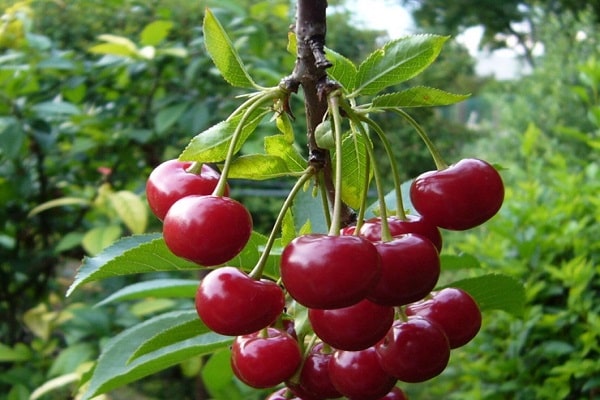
231, 328, 302, 389
405, 287, 482, 348
367, 234, 440, 307
377, 387, 409, 400
163, 195, 252, 266
359, 215, 443, 252
195, 267, 285, 336
329, 347, 397, 400
409, 158, 504, 230
280, 234, 381, 309
295, 343, 341, 399
309, 299, 394, 351
146, 159, 228, 220
376, 317, 450, 383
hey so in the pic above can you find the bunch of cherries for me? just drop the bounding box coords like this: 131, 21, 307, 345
146, 156, 504, 400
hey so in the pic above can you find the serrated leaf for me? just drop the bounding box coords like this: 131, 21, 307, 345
227, 154, 294, 180
275, 113, 294, 143
129, 317, 207, 361
96, 279, 199, 307
351, 35, 449, 97
332, 133, 372, 209
443, 273, 526, 317
66, 234, 199, 297
80, 310, 231, 400
372, 86, 470, 108
108, 190, 148, 234
264, 134, 306, 172
179, 108, 267, 163
203, 8, 257, 88
281, 208, 296, 247
326, 47, 357, 90
140, 20, 174, 46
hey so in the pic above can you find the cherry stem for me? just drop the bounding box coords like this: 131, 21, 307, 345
212, 91, 278, 197
357, 114, 407, 220
393, 108, 448, 170
327, 92, 345, 236
352, 153, 370, 235
249, 167, 316, 279
318, 173, 332, 229
185, 161, 203, 175
350, 120, 392, 242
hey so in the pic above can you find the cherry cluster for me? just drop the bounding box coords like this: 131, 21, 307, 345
146, 154, 504, 400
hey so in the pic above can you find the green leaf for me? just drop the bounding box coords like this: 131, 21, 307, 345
202, 349, 242, 400
227, 154, 294, 180
82, 225, 123, 256
108, 190, 148, 234
264, 134, 306, 172
179, 108, 267, 163
326, 47, 357, 90
0, 342, 32, 362
32, 101, 81, 117
129, 317, 208, 361
443, 273, 526, 317
351, 35, 449, 97
154, 102, 189, 135
372, 86, 470, 108
28, 197, 90, 217
80, 310, 231, 400
203, 8, 257, 88
140, 20, 174, 46
88, 43, 137, 57
96, 279, 199, 307
333, 133, 371, 209
66, 234, 199, 297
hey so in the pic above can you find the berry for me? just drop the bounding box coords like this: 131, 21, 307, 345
231, 328, 302, 389
409, 158, 504, 230
367, 234, 440, 307
309, 299, 394, 351
329, 347, 397, 400
195, 266, 285, 336
359, 215, 443, 252
163, 195, 252, 266
376, 317, 450, 383
378, 387, 409, 400
405, 287, 481, 348
296, 343, 341, 399
281, 234, 381, 309
146, 159, 228, 220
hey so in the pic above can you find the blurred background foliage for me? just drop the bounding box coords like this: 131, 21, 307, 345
0, 0, 598, 399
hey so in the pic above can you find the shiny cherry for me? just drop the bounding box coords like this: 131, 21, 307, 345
378, 387, 409, 400
280, 234, 381, 309
309, 299, 394, 351
406, 287, 482, 348
359, 215, 443, 252
367, 234, 440, 306
295, 343, 341, 399
409, 158, 504, 230
231, 328, 302, 389
376, 317, 450, 383
163, 195, 252, 266
329, 347, 397, 400
195, 266, 285, 336
146, 159, 228, 220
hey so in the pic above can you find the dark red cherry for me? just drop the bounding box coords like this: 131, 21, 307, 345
359, 215, 443, 252
280, 234, 381, 309
163, 195, 252, 266
405, 287, 482, 348
195, 266, 285, 336
231, 328, 302, 389
377, 387, 409, 400
409, 158, 504, 230
309, 299, 394, 351
295, 343, 341, 399
376, 317, 450, 383
367, 234, 440, 306
146, 159, 228, 220
329, 347, 397, 400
